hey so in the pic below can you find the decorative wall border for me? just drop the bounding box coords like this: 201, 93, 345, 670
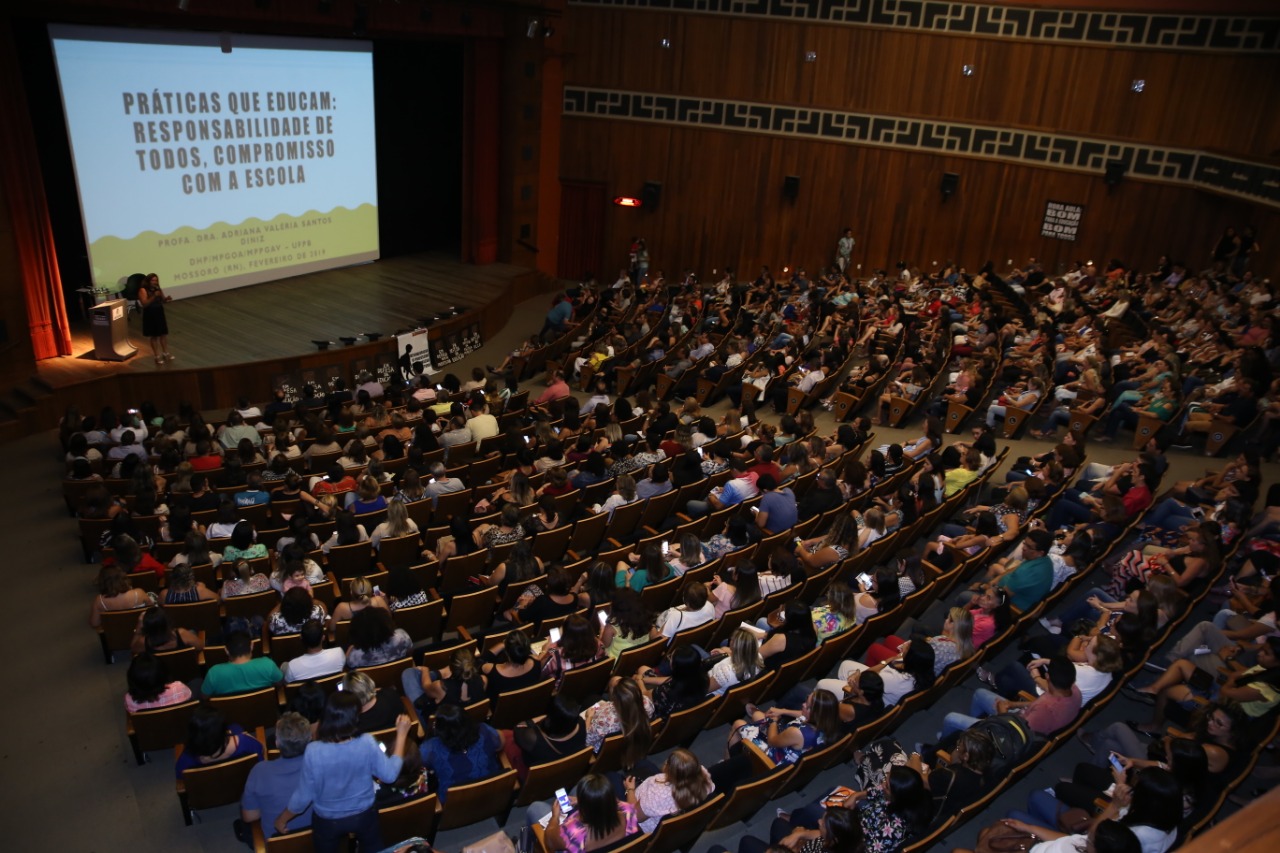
566, 0, 1280, 54
563, 86, 1280, 209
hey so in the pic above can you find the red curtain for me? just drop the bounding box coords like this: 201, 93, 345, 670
0, 20, 72, 360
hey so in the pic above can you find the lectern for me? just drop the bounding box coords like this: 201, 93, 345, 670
91, 299, 138, 361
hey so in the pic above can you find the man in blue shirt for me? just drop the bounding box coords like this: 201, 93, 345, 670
540, 293, 574, 339
755, 474, 798, 534
240, 712, 312, 838
235, 473, 271, 508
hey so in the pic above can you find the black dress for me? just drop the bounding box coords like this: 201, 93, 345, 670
141, 286, 169, 337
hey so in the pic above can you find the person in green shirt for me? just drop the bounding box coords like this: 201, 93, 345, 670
993, 529, 1056, 612
202, 630, 284, 697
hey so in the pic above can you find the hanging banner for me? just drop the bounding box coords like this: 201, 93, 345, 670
1041, 200, 1083, 241
429, 320, 483, 371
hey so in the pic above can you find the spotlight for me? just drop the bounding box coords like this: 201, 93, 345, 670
527, 18, 540, 39
962, 64, 975, 76
1131, 79, 1145, 93
659, 37, 672, 49
804, 50, 817, 63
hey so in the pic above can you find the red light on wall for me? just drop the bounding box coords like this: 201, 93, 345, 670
613, 196, 642, 207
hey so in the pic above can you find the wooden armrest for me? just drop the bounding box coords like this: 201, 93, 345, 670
1166, 727, 1188, 739
275, 683, 287, 706
250, 820, 268, 853
457, 626, 474, 642
935, 749, 952, 764
1017, 691, 1036, 702
743, 737, 776, 773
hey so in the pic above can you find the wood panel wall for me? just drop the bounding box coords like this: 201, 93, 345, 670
560, 118, 1280, 282
556, 6, 1280, 281
562, 9, 1280, 159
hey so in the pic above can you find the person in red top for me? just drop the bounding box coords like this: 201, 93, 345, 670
747, 445, 784, 485
187, 439, 223, 472
532, 370, 571, 409
304, 464, 357, 517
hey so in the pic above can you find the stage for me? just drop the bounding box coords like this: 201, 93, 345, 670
26, 253, 552, 433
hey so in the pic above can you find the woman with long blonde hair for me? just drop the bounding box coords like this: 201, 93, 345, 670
708, 628, 764, 694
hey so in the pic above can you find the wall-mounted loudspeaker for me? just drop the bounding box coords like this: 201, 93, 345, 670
641, 181, 663, 210
940, 172, 959, 200
783, 175, 800, 200
1104, 160, 1126, 187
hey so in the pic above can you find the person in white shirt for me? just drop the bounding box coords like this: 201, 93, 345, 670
690, 334, 715, 362
467, 402, 499, 441
654, 583, 716, 643
281, 619, 345, 682
355, 372, 384, 400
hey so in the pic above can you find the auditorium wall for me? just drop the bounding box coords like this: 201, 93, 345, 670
557, 3, 1280, 278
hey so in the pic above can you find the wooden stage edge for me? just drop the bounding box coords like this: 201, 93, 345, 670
16, 253, 556, 440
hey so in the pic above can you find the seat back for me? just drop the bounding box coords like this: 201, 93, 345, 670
97, 607, 146, 664
645, 792, 725, 853
376, 534, 424, 572
639, 574, 684, 611
355, 656, 414, 692
705, 671, 778, 730
556, 655, 616, 703
650, 695, 718, 753
445, 586, 499, 634
162, 599, 221, 636
376, 792, 439, 846
392, 598, 445, 644
704, 764, 793, 831
567, 511, 609, 556
327, 540, 374, 580
612, 637, 667, 676
434, 768, 519, 831
207, 687, 282, 731
153, 645, 203, 684
768, 645, 822, 699
127, 699, 200, 764
489, 678, 556, 730
775, 732, 854, 799
530, 524, 574, 564
175, 749, 261, 824
515, 747, 595, 807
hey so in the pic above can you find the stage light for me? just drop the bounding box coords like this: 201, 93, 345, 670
312, 340, 335, 350
339, 336, 358, 346
804, 50, 817, 63
962, 64, 975, 76
364, 332, 383, 342
613, 196, 642, 207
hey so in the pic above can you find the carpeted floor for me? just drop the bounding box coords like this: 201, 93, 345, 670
6, 290, 1275, 852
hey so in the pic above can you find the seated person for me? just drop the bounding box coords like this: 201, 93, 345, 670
202, 630, 284, 697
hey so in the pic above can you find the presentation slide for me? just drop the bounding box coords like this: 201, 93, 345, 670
49, 25, 379, 299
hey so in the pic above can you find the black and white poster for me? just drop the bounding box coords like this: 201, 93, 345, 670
1041, 200, 1083, 242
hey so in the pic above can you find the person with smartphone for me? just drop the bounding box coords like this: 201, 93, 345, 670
534, 773, 639, 853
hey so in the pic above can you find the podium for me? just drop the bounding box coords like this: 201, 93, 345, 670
91, 299, 138, 361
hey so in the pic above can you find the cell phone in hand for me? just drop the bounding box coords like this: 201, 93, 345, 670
857, 572, 873, 589
549, 627, 562, 645
555, 787, 574, 815
662, 540, 670, 555
1108, 753, 1125, 774
750, 506, 760, 514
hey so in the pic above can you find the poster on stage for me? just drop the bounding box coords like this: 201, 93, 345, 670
300, 363, 345, 396
269, 369, 305, 404
396, 329, 437, 383
1041, 200, 1083, 242
351, 351, 400, 391
429, 321, 483, 371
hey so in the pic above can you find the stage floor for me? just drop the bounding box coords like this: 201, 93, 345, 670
40, 253, 530, 388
